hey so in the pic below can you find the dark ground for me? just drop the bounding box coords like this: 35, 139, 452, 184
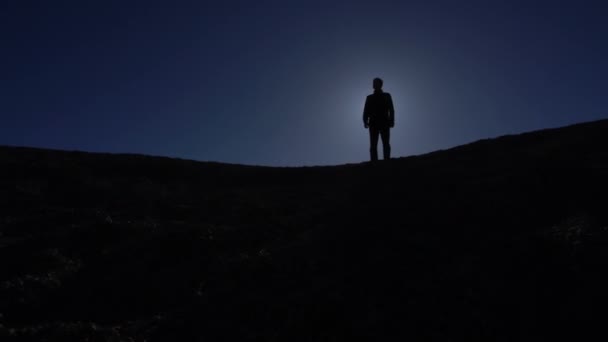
1, 119, 608, 341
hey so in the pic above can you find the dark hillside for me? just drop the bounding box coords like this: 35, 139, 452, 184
1, 119, 608, 341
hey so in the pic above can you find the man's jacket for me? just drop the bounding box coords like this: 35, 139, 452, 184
363, 91, 395, 129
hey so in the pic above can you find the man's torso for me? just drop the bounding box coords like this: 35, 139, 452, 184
366, 92, 392, 128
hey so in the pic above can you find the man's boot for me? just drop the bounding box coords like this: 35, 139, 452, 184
370, 148, 378, 162
383, 145, 391, 160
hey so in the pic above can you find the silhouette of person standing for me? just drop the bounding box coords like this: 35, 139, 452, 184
363, 77, 395, 161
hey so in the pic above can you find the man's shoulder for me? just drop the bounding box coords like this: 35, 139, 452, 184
368, 92, 392, 97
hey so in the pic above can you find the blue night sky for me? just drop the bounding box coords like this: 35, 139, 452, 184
1, 1, 607, 166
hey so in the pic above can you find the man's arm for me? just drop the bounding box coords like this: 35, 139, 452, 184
387, 93, 395, 127
363, 96, 370, 128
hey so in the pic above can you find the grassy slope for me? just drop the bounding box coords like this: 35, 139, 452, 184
1, 119, 608, 341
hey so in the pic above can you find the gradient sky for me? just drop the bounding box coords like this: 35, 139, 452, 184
1, 1, 607, 166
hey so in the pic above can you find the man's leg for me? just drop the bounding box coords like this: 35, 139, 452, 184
380, 128, 391, 160
369, 127, 379, 161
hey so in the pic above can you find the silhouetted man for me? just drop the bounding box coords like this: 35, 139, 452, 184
363, 77, 395, 161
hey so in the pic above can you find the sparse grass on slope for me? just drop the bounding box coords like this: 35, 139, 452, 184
1, 119, 608, 341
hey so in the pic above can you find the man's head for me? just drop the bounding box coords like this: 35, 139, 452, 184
373, 77, 383, 91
